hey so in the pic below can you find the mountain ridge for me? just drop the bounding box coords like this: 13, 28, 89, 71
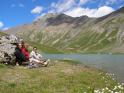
5, 6, 124, 53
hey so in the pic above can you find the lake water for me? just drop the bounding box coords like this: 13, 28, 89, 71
43, 54, 124, 83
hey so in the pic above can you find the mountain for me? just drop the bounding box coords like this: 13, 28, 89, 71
5, 6, 124, 53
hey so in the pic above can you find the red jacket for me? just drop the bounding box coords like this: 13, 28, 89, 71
21, 47, 30, 60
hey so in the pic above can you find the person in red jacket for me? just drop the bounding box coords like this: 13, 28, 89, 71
21, 42, 30, 60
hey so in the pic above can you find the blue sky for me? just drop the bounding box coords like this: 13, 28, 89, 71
0, 0, 124, 30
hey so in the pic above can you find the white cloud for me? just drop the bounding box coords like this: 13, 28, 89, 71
50, 0, 76, 13
64, 6, 114, 17
31, 6, 43, 14
34, 13, 47, 21
0, 22, 4, 29
65, 6, 114, 17
92, 6, 114, 17
65, 7, 94, 17
33, 0, 114, 20
50, 0, 91, 13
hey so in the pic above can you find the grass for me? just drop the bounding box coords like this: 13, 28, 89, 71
0, 32, 7, 36
25, 41, 62, 54
0, 61, 123, 93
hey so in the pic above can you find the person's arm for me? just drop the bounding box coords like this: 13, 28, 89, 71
23, 49, 30, 59
37, 53, 42, 59
15, 49, 27, 61
21, 52, 27, 61
30, 51, 36, 59
30, 51, 33, 58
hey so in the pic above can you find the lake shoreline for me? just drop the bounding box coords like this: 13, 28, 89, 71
57, 59, 124, 83
43, 54, 124, 83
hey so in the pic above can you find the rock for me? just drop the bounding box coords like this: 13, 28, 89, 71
0, 34, 20, 65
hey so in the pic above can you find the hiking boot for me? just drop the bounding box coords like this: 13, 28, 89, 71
43, 59, 50, 67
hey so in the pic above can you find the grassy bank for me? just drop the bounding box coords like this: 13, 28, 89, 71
26, 41, 124, 54
23, 39, 124, 54
26, 41, 62, 54
0, 32, 7, 36
0, 60, 124, 93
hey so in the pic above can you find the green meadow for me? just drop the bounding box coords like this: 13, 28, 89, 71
0, 60, 123, 93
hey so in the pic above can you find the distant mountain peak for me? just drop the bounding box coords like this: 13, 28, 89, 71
45, 13, 74, 26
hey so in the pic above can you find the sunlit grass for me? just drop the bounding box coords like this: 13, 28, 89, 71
0, 61, 123, 93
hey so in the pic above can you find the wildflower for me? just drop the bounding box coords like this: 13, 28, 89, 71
105, 87, 108, 90
118, 85, 122, 89
102, 77, 105, 79
113, 86, 117, 90
102, 88, 105, 91
115, 92, 120, 93
111, 91, 114, 93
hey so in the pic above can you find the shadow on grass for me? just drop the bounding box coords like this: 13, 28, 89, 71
0, 64, 6, 69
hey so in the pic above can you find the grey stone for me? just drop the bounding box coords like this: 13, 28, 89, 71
0, 34, 20, 65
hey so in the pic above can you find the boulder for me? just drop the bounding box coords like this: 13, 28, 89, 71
0, 34, 19, 65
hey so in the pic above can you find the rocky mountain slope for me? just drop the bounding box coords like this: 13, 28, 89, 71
5, 6, 124, 53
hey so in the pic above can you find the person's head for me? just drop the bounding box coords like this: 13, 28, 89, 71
17, 43, 22, 49
21, 41, 29, 48
25, 43, 29, 48
33, 47, 37, 52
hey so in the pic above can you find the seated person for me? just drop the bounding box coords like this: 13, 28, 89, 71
29, 47, 49, 66
21, 42, 30, 60
14, 43, 29, 65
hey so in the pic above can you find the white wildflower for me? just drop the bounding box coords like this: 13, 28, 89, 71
113, 86, 117, 90
105, 87, 108, 90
